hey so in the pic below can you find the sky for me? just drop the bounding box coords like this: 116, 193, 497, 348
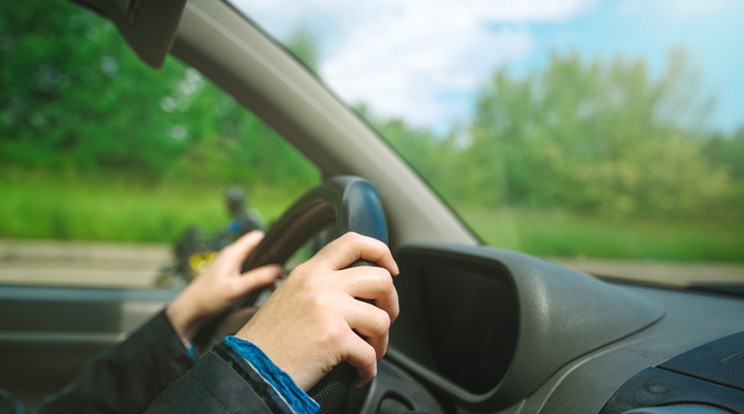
233, 0, 744, 135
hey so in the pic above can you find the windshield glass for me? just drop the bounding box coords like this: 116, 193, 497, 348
231, 0, 744, 286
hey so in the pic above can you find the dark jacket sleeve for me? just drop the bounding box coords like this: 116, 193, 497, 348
144, 342, 296, 414
36, 309, 194, 414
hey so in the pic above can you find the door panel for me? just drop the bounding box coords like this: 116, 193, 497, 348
0, 285, 178, 408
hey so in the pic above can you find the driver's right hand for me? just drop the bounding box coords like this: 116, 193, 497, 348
234, 232, 400, 391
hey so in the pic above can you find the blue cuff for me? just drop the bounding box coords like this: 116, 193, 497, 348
185, 341, 197, 358
224, 336, 320, 414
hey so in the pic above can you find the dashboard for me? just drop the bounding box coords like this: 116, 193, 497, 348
377, 242, 744, 413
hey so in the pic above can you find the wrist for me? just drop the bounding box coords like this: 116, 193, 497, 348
166, 296, 201, 346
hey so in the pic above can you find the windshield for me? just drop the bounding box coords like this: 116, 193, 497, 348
231, 0, 744, 286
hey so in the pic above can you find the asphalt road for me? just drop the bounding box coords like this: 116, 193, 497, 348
1, 239, 743, 289
0, 239, 171, 288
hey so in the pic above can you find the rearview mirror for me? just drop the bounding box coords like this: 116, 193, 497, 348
73, 0, 187, 67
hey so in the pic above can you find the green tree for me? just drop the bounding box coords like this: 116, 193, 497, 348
0, 0, 190, 180
162, 72, 319, 189
1, 1, 319, 190
460, 51, 738, 218
703, 127, 744, 180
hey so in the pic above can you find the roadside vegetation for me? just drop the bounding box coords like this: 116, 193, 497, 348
0, 171, 300, 243
1, 1, 743, 262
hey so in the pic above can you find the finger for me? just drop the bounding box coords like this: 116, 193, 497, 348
236, 264, 282, 294
218, 231, 265, 269
342, 299, 391, 360
342, 332, 378, 385
313, 232, 399, 275
336, 267, 399, 322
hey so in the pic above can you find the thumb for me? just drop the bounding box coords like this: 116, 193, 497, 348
218, 231, 265, 270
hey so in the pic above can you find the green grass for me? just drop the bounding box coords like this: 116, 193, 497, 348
457, 206, 744, 263
2, 175, 743, 263
0, 174, 303, 243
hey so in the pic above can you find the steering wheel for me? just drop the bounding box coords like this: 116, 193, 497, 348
195, 175, 388, 414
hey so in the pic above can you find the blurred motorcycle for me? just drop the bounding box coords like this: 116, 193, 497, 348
155, 187, 262, 288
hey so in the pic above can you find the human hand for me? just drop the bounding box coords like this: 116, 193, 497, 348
166, 231, 282, 345
234, 232, 400, 390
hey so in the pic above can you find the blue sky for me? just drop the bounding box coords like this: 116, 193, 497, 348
519, 0, 744, 133
235, 0, 743, 135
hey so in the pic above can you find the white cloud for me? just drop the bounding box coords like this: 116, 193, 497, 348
232, 0, 598, 130
321, 22, 532, 128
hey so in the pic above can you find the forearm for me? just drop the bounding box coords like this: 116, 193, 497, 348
37, 309, 194, 414
144, 341, 317, 414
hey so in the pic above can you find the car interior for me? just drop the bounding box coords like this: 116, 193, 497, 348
1, 1, 742, 413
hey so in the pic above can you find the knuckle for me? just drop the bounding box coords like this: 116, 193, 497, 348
389, 303, 400, 321
362, 346, 377, 374
292, 261, 310, 276
344, 231, 361, 239
321, 319, 347, 347
293, 265, 322, 289
375, 310, 392, 332
375, 268, 394, 289
305, 289, 328, 311
341, 231, 363, 244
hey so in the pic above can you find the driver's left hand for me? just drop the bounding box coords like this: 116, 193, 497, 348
166, 231, 283, 346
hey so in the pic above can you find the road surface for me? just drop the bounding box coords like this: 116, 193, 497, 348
1, 239, 743, 289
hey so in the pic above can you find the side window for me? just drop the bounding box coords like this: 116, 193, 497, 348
0, 2, 320, 289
